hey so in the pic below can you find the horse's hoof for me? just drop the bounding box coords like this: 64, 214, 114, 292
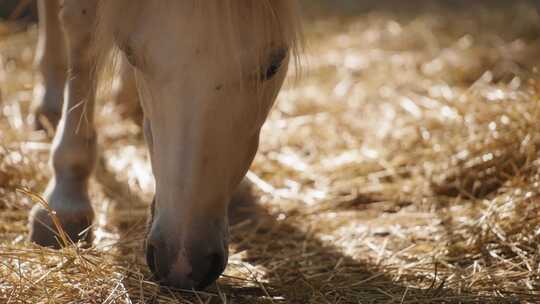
28, 203, 94, 249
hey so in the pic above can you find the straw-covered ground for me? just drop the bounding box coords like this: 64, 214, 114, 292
1, 1, 540, 303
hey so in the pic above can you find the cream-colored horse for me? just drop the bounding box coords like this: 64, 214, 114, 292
29, 0, 301, 289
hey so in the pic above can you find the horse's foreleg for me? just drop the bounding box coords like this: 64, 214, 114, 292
32, 0, 67, 131
29, 0, 98, 248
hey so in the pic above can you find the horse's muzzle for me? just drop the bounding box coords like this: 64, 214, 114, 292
145, 240, 227, 290
144, 211, 229, 290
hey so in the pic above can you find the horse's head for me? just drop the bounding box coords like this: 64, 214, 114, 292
98, 0, 300, 289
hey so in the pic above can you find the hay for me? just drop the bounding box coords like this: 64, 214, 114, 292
1, 0, 540, 303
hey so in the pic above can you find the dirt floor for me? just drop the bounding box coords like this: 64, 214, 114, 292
1, 1, 540, 303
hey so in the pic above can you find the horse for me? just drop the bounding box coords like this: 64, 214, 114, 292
28, 0, 301, 290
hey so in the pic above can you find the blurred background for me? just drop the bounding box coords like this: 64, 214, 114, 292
1, 0, 539, 303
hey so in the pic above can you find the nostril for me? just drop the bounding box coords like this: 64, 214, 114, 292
197, 252, 226, 290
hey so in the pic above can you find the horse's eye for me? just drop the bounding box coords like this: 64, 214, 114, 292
261, 48, 288, 81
